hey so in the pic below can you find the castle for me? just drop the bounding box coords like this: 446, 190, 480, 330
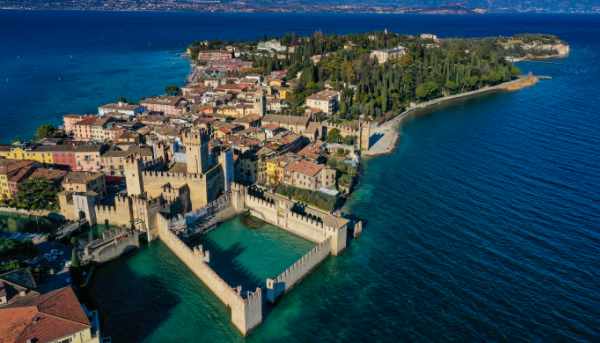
152, 182, 349, 335
58, 126, 228, 238
58, 125, 352, 336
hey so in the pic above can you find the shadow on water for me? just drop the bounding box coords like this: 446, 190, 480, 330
86, 249, 181, 343
190, 237, 263, 292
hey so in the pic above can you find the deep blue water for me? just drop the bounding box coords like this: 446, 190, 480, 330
2, 11, 599, 341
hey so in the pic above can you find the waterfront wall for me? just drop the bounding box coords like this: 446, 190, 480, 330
284, 211, 329, 243
266, 237, 331, 303
156, 214, 262, 335
232, 183, 347, 255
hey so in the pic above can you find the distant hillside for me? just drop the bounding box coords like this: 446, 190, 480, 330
2, 0, 599, 13
250, 0, 600, 12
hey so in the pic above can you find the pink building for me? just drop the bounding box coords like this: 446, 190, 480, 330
140, 96, 189, 117
63, 114, 95, 135
74, 145, 105, 172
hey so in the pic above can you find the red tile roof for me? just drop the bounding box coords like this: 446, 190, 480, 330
0, 287, 91, 343
287, 160, 323, 177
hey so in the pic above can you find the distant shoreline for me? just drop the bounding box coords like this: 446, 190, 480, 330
365, 75, 539, 156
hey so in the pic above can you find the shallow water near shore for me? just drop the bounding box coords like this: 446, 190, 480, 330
2, 11, 600, 342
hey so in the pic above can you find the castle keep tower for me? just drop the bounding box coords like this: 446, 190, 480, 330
182, 127, 210, 175
124, 156, 144, 196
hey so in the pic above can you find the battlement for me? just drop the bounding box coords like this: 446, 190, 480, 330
289, 211, 325, 229
141, 169, 205, 181
243, 287, 262, 304
266, 237, 331, 302
231, 182, 247, 193
181, 127, 210, 145
130, 194, 162, 207
156, 216, 263, 335
245, 193, 275, 209
324, 121, 360, 133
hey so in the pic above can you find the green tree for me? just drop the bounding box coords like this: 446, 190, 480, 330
117, 96, 128, 103
10, 178, 60, 211
165, 85, 182, 96
326, 128, 342, 143
35, 124, 58, 140
416, 81, 440, 100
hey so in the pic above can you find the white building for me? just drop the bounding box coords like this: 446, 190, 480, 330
257, 39, 288, 53
98, 102, 143, 117
305, 90, 341, 115
369, 46, 407, 64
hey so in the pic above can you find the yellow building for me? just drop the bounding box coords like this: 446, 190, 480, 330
265, 159, 280, 185
265, 154, 299, 186
278, 87, 290, 100
0, 172, 9, 200
0, 146, 53, 164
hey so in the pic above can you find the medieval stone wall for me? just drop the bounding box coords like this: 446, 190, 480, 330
156, 214, 262, 335
94, 195, 132, 227
141, 171, 208, 210
233, 184, 347, 255
266, 237, 331, 302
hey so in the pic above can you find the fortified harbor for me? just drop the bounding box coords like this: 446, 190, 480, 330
56, 125, 358, 335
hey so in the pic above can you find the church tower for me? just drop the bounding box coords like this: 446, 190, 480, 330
124, 156, 144, 196
182, 127, 210, 175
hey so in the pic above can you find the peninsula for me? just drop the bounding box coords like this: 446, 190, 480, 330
0, 30, 568, 340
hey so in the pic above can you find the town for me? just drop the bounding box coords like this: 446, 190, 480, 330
0, 31, 568, 341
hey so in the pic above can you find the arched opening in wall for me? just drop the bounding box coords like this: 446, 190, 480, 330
78, 210, 86, 221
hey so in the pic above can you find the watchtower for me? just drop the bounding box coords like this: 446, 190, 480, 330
182, 127, 210, 175
124, 156, 144, 196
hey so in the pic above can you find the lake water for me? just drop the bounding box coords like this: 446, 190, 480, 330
2, 10, 599, 342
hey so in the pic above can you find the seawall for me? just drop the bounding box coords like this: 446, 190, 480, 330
156, 214, 262, 336
266, 237, 332, 302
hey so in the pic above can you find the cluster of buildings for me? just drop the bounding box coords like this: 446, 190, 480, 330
0, 38, 374, 210
0, 37, 379, 340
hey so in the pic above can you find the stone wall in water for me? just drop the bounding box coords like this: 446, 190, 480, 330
231, 183, 347, 255
156, 214, 262, 336
266, 237, 331, 303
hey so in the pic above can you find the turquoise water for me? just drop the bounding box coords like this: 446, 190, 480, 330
3, 11, 600, 342
193, 216, 313, 291
90, 217, 313, 342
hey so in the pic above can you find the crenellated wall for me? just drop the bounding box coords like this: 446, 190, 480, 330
94, 195, 132, 227
266, 237, 331, 303
231, 183, 348, 255
284, 211, 330, 243
141, 170, 208, 210
156, 214, 262, 335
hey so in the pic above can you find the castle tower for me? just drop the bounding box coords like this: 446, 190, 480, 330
231, 183, 246, 212
124, 156, 144, 196
182, 127, 210, 175
152, 141, 169, 163
218, 147, 234, 193
359, 120, 372, 152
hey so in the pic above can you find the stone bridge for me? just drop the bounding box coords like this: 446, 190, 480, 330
83, 229, 140, 264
